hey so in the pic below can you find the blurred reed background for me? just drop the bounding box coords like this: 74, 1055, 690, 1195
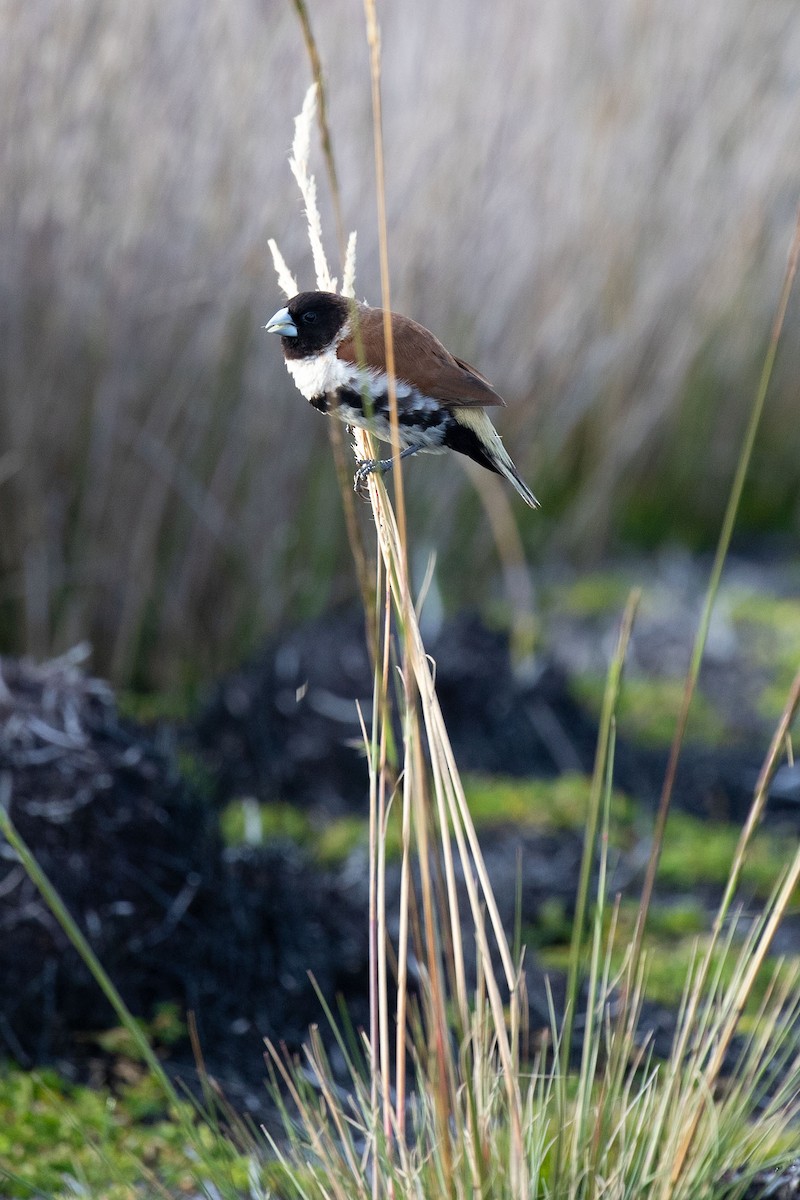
1, 0, 799, 689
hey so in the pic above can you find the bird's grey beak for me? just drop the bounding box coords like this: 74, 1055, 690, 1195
264, 306, 298, 337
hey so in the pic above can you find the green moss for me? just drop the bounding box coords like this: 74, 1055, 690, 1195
657, 811, 794, 897
756, 680, 800, 724
532, 897, 705, 979
220, 798, 314, 847
219, 800, 398, 867
657, 814, 741, 888
572, 675, 728, 748
0, 1066, 259, 1199
175, 749, 217, 803
462, 771, 633, 832
644, 898, 706, 938
550, 572, 634, 618
634, 933, 798, 1011
314, 815, 372, 866
522, 898, 572, 949
89, 1003, 187, 1064
538, 896, 799, 1011
730, 591, 800, 722
220, 775, 629, 869
730, 592, 800, 651
116, 685, 200, 724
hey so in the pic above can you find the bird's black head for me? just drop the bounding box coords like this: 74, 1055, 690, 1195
265, 291, 351, 359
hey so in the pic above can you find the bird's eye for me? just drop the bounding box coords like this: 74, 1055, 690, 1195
302, 311, 318, 324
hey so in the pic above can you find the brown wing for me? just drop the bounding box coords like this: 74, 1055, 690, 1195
337, 305, 505, 408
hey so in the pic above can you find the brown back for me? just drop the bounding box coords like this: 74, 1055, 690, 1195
337, 305, 505, 408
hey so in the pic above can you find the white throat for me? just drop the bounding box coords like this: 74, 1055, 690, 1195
286, 347, 358, 400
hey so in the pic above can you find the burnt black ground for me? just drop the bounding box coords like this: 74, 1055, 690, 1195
194, 604, 785, 824
0, 605, 798, 1119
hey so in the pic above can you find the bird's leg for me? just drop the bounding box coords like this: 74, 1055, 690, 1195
354, 444, 422, 493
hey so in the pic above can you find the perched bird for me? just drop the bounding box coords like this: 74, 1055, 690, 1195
265, 291, 538, 507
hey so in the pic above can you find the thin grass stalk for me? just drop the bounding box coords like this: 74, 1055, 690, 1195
684, 669, 800, 1037
639, 923, 738, 1189
373, 482, 522, 991
574, 722, 617, 1200
421, 678, 518, 990
424, 718, 470, 1032
377, 585, 394, 1141
357, 22, 427, 1147
393, 727, 413, 1144
362, 591, 381, 1163
644, 670, 800, 1188
714, 668, 800, 924
590, 939, 661, 1195
669, 847, 800, 1190
366, 771, 379, 1199
458, 978, 488, 1198
264, 1044, 330, 1165
309, 978, 372, 1114
429, 785, 526, 1191
464, 463, 537, 664
0, 795, 182, 1113
647, 910, 779, 1195
562, 589, 640, 1072
365, 445, 527, 1191
422, 686, 491, 1003
427, 799, 468, 1032
370, 473, 519, 992
407, 720, 450, 1041
592, 913, 653, 1192
408, 723, 457, 1179
359, 10, 428, 1150
305, 1029, 363, 1183
362, 0, 408, 562
631, 206, 800, 963
362, 555, 383, 1185
367, 468, 515, 984
722, 967, 799, 1122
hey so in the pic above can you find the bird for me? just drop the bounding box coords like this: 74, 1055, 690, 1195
265, 290, 538, 507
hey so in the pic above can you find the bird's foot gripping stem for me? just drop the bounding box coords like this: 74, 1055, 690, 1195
353, 445, 421, 495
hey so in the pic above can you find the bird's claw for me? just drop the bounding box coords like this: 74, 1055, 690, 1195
353, 458, 381, 497
353, 448, 417, 496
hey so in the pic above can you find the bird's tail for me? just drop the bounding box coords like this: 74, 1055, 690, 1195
453, 409, 540, 509
493, 444, 540, 509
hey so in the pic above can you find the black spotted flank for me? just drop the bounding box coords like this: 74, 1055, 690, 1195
335, 387, 449, 434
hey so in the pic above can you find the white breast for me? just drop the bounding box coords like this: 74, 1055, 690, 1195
286, 351, 371, 401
